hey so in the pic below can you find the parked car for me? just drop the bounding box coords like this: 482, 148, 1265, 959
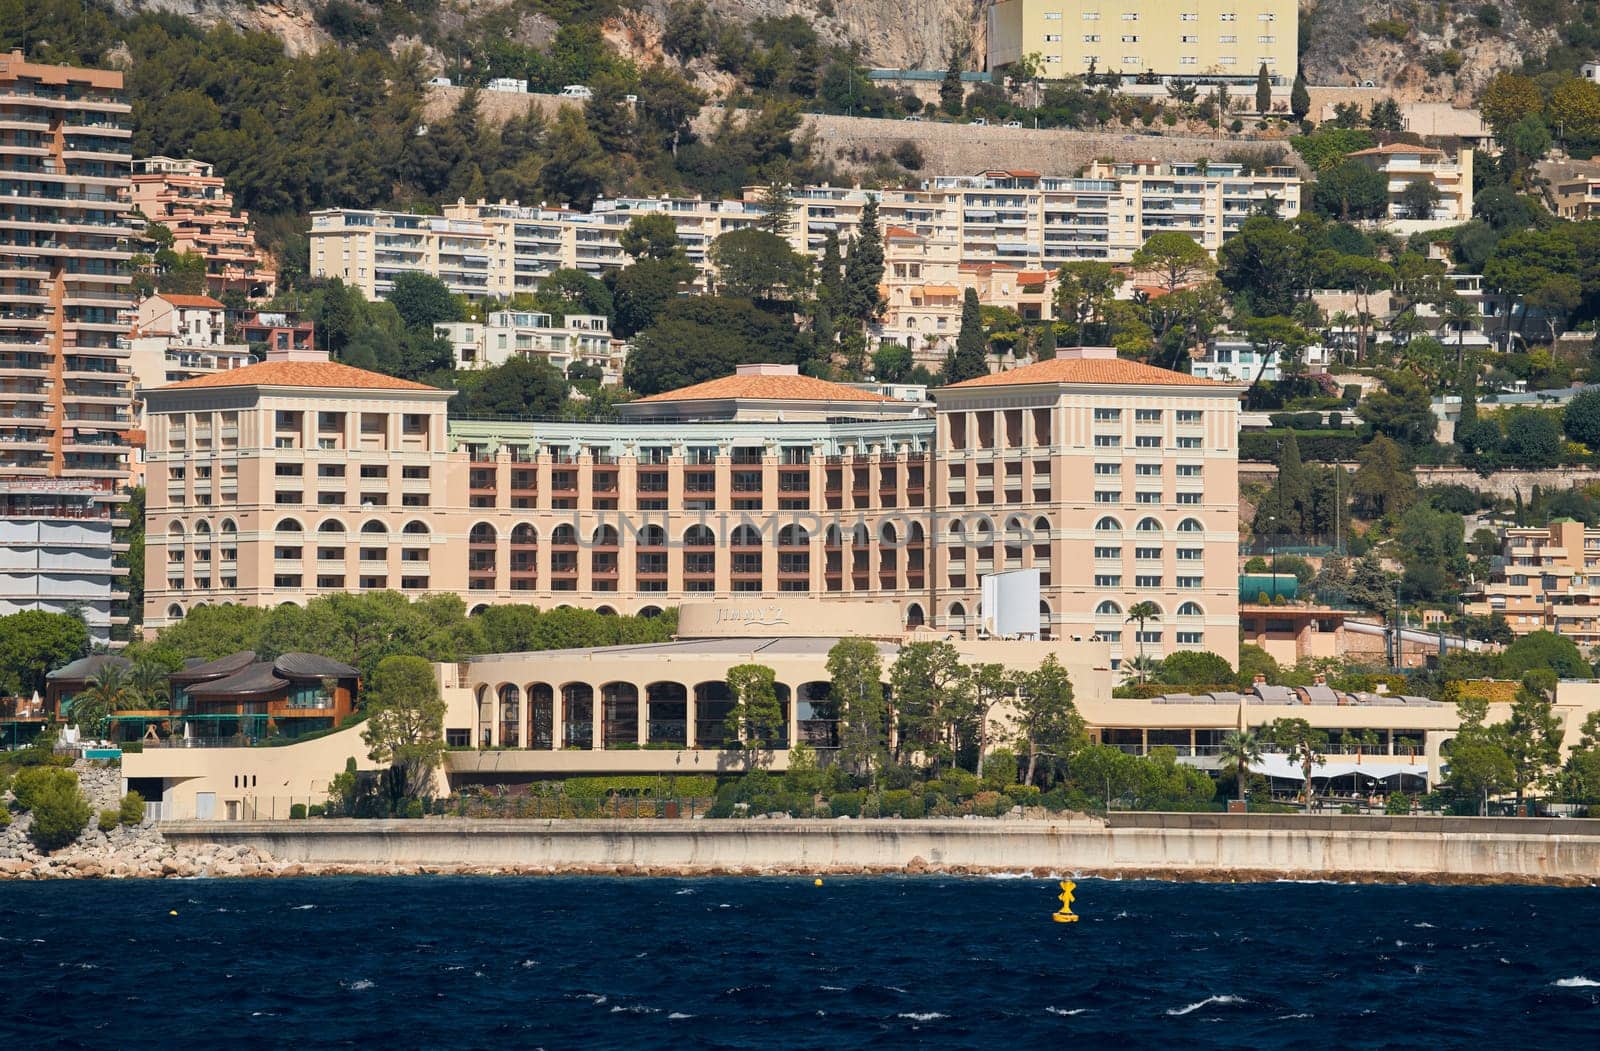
559, 84, 594, 100
903, 114, 925, 122
970, 117, 989, 127
1003, 120, 1022, 128
427, 76, 452, 87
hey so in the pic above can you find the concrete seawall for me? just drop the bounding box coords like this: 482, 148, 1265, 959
160, 817, 1600, 885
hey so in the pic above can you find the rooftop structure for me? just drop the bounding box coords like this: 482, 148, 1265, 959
0, 52, 135, 644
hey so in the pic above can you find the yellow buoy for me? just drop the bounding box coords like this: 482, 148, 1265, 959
1052, 880, 1078, 924
813, 878, 823, 887
169, 910, 178, 916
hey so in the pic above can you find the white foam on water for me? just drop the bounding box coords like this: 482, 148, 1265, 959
1555, 977, 1600, 988
820, 985, 846, 992
520, 959, 538, 969
1167, 995, 1248, 1017
674, 889, 695, 895
578, 993, 609, 1005
292, 904, 316, 911
898, 1012, 948, 1021
347, 979, 375, 992
1045, 1006, 1087, 1016
1413, 922, 1435, 929
668, 1012, 694, 1021
610, 1005, 660, 1014
1278, 1013, 1313, 1020
981, 871, 1031, 880
1394, 940, 1409, 948
886, 986, 908, 994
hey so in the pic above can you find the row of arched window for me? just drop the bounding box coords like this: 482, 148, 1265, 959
1094, 516, 1207, 533
1094, 600, 1207, 618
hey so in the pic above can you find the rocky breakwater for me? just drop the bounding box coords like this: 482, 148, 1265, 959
0, 760, 280, 881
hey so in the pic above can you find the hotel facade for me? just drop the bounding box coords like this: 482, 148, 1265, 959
143, 348, 1242, 667
0, 53, 135, 643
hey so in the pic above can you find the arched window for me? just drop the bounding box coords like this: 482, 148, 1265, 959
219, 518, 237, 535
1095, 601, 1123, 616
948, 520, 965, 539
1094, 516, 1121, 532
731, 525, 762, 548
552, 525, 577, 546
592, 524, 619, 546
879, 521, 898, 545
361, 519, 388, 535
636, 524, 665, 547
166, 603, 184, 620
1136, 516, 1162, 533
684, 525, 714, 547
948, 601, 967, 620
1033, 515, 1051, 533
908, 521, 925, 544
1006, 515, 1028, 538
511, 524, 537, 546
403, 520, 429, 535
468, 522, 495, 545
638, 605, 663, 618
906, 602, 925, 629
825, 524, 843, 547
275, 518, 303, 533
1177, 517, 1204, 533
194, 519, 212, 536
779, 523, 810, 546
972, 516, 994, 540
167, 521, 185, 539
1177, 601, 1204, 617
318, 519, 345, 534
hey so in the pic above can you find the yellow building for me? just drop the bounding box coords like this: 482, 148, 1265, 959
986, 0, 1298, 84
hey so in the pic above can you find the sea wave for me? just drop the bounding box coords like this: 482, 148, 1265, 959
1554, 977, 1600, 988
1167, 995, 1248, 1016
898, 1012, 948, 1021
346, 979, 374, 992
1046, 1006, 1087, 1016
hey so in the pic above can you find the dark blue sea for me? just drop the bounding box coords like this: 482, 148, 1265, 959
3, 876, 1598, 1048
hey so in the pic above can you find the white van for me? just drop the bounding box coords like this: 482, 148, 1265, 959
427, 76, 451, 87
559, 84, 594, 100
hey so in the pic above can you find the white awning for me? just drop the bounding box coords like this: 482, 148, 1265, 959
1256, 755, 1427, 781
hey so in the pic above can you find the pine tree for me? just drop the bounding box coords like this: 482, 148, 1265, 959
1276, 430, 1312, 539
1255, 62, 1272, 116
1038, 319, 1057, 360
1290, 72, 1310, 122
755, 179, 795, 236
940, 47, 965, 116
947, 288, 989, 383
842, 196, 884, 325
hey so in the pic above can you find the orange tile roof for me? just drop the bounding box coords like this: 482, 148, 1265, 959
636, 373, 895, 403
884, 225, 922, 240
943, 356, 1230, 389
1347, 142, 1445, 158
157, 293, 226, 309
159, 360, 441, 392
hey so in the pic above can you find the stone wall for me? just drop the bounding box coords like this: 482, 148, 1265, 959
1241, 464, 1600, 500
159, 816, 1600, 884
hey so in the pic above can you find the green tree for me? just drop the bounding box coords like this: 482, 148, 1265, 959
1130, 231, 1215, 295
723, 662, 784, 762
1560, 711, 1600, 804
1217, 215, 1311, 318
1255, 62, 1271, 115
1479, 72, 1543, 137
455, 356, 569, 417
1124, 601, 1161, 679
1290, 72, 1310, 121
11, 767, 91, 853
619, 213, 685, 261
709, 228, 811, 300
1551, 75, 1600, 145
1264, 717, 1327, 808
939, 45, 965, 116
1159, 650, 1234, 687
539, 106, 611, 210
1501, 409, 1563, 468
636, 62, 705, 156
1350, 435, 1417, 518
361, 654, 446, 803
67, 665, 134, 738
754, 177, 795, 236
623, 296, 809, 395
963, 662, 1019, 778
1501, 672, 1563, 808
1311, 160, 1390, 221
1501, 630, 1592, 679
842, 196, 885, 326
1219, 730, 1264, 803
872, 343, 912, 382
1015, 655, 1085, 786
1399, 178, 1442, 221
827, 637, 886, 781
385, 272, 462, 330
1053, 260, 1125, 344
0, 610, 88, 697
889, 641, 968, 769
945, 287, 989, 382
612, 256, 695, 338
1563, 388, 1600, 449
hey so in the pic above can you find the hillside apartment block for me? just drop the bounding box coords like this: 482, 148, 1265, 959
986, 0, 1298, 85
0, 53, 135, 644
1464, 520, 1600, 650
142, 348, 1243, 669
128, 156, 275, 298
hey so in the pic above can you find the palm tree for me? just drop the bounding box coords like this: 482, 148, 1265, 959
1119, 655, 1161, 685
1220, 730, 1264, 805
130, 659, 170, 710
1328, 310, 1355, 363
1442, 296, 1479, 372
70, 666, 133, 739
1124, 601, 1161, 681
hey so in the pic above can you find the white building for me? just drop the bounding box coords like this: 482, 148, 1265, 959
435, 312, 622, 383
1191, 339, 1332, 384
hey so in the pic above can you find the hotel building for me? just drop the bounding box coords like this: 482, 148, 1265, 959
143, 347, 1241, 666
1464, 520, 1600, 649
1345, 143, 1474, 229
434, 310, 621, 381
0, 52, 135, 643
986, 0, 1299, 84
128, 156, 275, 298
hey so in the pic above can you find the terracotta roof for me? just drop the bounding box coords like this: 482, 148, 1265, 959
884, 225, 922, 240
943, 356, 1230, 389
159, 360, 440, 392
636, 373, 895, 404
1347, 142, 1445, 158
156, 293, 225, 309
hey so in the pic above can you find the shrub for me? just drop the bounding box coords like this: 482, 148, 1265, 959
935, 768, 980, 799
1008, 784, 1042, 807
289, 803, 308, 820
1367, 19, 1409, 42
1476, 4, 1501, 29
0, 807, 8, 828
119, 791, 145, 826
1385, 793, 1414, 815
97, 809, 119, 832
308, 804, 326, 818
982, 748, 1020, 790
404, 799, 425, 819
1229, 118, 1243, 133
891, 139, 924, 170
14, 768, 91, 852
829, 791, 864, 818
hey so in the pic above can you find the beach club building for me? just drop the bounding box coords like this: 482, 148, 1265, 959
142, 346, 1244, 669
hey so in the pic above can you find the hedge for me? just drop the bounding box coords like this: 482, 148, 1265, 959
1240, 429, 1365, 463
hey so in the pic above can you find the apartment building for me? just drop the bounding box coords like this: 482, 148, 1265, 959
1464, 520, 1600, 649
128, 156, 275, 298
434, 310, 621, 382
1346, 144, 1474, 229
127, 292, 253, 403
987, 0, 1299, 84
308, 164, 1301, 312
0, 52, 135, 643
144, 348, 1241, 665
